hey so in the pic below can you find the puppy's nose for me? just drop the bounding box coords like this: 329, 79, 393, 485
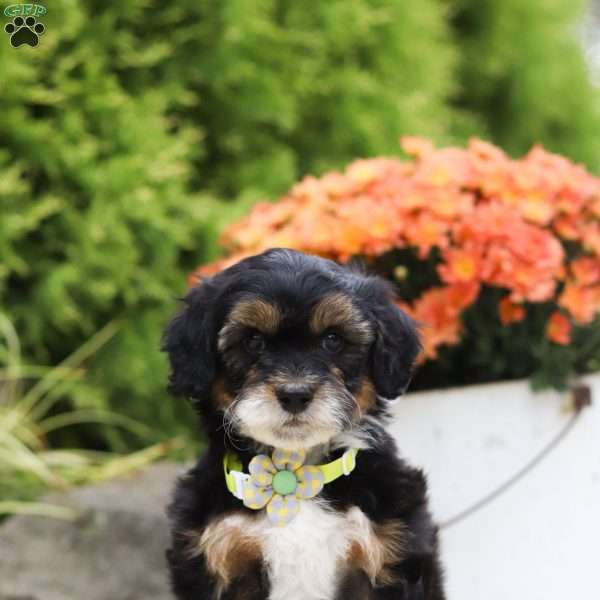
276, 386, 313, 414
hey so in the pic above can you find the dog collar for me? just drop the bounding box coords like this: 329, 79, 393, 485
224, 447, 359, 526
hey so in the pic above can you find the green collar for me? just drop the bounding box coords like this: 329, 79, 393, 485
223, 447, 359, 525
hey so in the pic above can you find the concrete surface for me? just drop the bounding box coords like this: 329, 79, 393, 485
0, 463, 184, 600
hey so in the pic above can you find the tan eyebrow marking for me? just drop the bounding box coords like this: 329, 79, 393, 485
227, 298, 282, 334
218, 298, 282, 352
310, 293, 373, 344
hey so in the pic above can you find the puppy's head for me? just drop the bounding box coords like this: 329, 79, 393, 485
163, 249, 420, 449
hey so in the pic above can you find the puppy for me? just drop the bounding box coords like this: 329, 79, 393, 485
163, 248, 445, 600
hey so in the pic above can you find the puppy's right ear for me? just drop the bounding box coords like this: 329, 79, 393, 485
162, 278, 220, 402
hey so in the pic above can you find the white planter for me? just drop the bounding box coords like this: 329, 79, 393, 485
389, 373, 600, 600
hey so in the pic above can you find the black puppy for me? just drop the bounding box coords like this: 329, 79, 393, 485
163, 248, 445, 600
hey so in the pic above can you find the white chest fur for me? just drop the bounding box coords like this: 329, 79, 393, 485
200, 499, 382, 600
262, 499, 353, 600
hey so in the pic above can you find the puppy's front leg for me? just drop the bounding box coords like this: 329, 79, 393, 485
168, 541, 269, 600
372, 551, 445, 600
218, 558, 269, 600
167, 544, 220, 600
330, 452, 446, 600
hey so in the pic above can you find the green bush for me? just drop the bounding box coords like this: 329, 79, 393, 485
452, 0, 600, 168
0, 3, 209, 445
168, 0, 461, 198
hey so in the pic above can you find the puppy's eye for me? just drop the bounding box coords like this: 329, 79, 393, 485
244, 332, 266, 354
322, 332, 343, 353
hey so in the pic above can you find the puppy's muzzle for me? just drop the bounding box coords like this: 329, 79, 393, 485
276, 384, 315, 415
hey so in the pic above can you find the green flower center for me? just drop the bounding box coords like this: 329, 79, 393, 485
272, 470, 297, 495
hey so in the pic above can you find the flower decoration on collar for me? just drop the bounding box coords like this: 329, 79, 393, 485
242, 448, 325, 526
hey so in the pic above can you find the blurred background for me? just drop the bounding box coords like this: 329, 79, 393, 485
1, 1, 599, 599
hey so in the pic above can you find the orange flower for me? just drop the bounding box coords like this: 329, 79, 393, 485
454, 203, 563, 302
445, 281, 480, 308
400, 136, 435, 158
438, 248, 479, 284
553, 215, 581, 240
188, 251, 252, 284
398, 303, 456, 362
519, 193, 554, 225
559, 281, 600, 324
193, 138, 600, 363
403, 212, 449, 258
571, 256, 600, 286
469, 138, 508, 162
345, 160, 383, 187
546, 311, 571, 345
582, 223, 600, 256
405, 283, 479, 359
499, 297, 526, 325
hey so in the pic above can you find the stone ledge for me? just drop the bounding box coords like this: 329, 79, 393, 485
0, 463, 185, 600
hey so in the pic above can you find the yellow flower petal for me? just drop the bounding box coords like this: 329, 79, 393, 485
272, 448, 306, 472
295, 466, 325, 499
242, 482, 273, 510
266, 493, 301, 526
248, 454, 276, 488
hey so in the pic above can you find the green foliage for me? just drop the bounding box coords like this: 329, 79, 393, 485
452, 0, 600, 168
175, 0, 461, 197
0, 1, 210, 443
75, 0, 460, 200
0, 315, 174, 516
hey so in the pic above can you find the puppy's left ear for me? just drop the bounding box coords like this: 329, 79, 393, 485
367, 280, 421, 399
162, 278, 221, 403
